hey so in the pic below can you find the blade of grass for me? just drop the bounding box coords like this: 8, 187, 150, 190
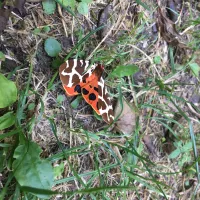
169, 46, 175, 73
189, 122, 200, 194
47, 117, 86, 187
54, 163, 119, 185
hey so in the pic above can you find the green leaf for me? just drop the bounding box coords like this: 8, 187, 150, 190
110, 65, 139, 78
135, 0, 150, 11
169, 149, 181, 159
155, 78, 164, 90
56, 0, 76, 10
88, 132, 100, 140
42, 0, 56, 15
0, 51, 5, 61
77, 2, 89, 15
0, 112, 15, 130
13, 142, 54, 199
153, 56, 161, 64
71, 96, 83, 109
0, 73, 17, 108
82, 0, 93, 3
0, 150, 5, 173
189, 63, 200, 77
174, 63, 184, 70
67, 0, 76, 10
56, 95, 64, 105
44, 38, 62, 57
53, 162, 64, 178
51, 57, 63, 69
32, 28, 41, 35
178, 152, 191, 168
93, 110, 102, 121
28, 103, 35, 111
181, 142, 192, 152
42, 26, 51, 33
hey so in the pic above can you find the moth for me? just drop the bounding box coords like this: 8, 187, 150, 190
59, 59, 114, 124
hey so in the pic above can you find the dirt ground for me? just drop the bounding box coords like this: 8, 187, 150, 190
1, 0, 200, 199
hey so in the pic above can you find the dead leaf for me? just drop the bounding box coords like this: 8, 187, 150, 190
143, 135, 156, 155
0, 0, 26, 32
13, 0, 26, 18
114, 98, 137, 134
133, 70, 146, 86
157, 6, 186, 48
124, 4, 138, 30
197, 2, 200, 12
166, 0, 178, 22
0, 8, 11, 32
97, 4, 113, 40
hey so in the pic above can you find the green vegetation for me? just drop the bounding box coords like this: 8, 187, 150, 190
0, 0, 200, 199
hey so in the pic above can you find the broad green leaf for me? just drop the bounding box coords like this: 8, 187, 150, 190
71, 95, 83, 109
32, 28, 41, 35
77, 2, 89, 15
0, 74, 17, 108
189, 63, 200, 77
174, 63, 184, 70
67, 0, 76, 10
56, 0, 76, 10
175, 141, 182, 148
110, 64, 139, 78
153, 56, 161, 64
44, 38, 61, 57
82, 0, 93, 3
42, 0, 56, 15
181, 142, 192, 152
0, 51, 5, 61
42, 26, 51, 33
53, 162, 64, 178
13, 142, 54, 199
169, 149, 181, 159
0, 112, 15, 130
178, 153, 191, 168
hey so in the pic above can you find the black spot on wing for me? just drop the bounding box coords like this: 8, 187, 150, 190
83, 79, 86, 83
74, 85, 81, 93
82, 88, 89, 95
89, 93, 96, 101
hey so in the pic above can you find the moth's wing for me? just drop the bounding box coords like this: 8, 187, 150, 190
59, 59, 95, 96
81, 75, 114, 124
81, 74, 101, 115
97, 77, 114, 124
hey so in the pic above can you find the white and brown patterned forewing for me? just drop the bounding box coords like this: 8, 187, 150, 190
97, 77, 114, 124
59, 59, 96, 87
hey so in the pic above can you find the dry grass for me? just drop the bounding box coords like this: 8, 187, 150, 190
0, 0, 200, 199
